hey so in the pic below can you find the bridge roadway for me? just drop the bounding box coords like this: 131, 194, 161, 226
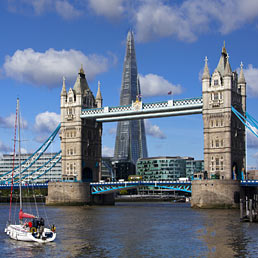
81, 97, 203, 122
0, 180, 257, 194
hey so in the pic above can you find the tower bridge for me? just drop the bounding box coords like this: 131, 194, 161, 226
46, 40, 254, 208
1, 33, 256, 208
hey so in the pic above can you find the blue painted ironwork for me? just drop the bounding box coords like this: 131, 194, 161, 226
231, 107, 258, 138
0, 183, 48, 189
0, 124, 61, 182
90, 180, 192, 194
240, 180, 258, 187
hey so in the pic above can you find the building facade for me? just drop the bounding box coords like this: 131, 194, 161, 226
114, 31, 148, 164
60, 66, 102, 182
136, 156, 203, 181
202, 44, 246, 180
0, 153, 61, 183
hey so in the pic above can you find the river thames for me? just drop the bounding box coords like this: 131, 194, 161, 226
0, 202, 258, 258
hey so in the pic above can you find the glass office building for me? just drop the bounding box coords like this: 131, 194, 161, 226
137, 156, 204, 181
114, 31, 148, 164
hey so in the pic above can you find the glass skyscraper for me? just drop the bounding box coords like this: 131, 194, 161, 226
114, 31, 148, 164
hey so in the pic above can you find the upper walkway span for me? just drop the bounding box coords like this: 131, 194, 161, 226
81, 97, 203, 122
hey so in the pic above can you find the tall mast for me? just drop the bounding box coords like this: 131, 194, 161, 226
17, 98, 22, 212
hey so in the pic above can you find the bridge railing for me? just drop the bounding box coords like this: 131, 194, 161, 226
81, 97, 203, 117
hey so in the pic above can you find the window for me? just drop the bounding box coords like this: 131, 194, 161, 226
69, 97, 73, 102
214, 79, 218, 86
216, 120, 218, 127
211, 120, 214, 127
221, 140, 223, 147
216, 140, 219, 147
214, 93, 219, 100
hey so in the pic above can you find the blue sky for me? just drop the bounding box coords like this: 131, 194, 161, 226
0, 0, 258, 169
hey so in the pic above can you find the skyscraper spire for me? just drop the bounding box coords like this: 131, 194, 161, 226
114, 31, 148, 164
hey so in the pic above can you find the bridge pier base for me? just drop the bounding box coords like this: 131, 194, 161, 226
46, 182, 114, 205
191, 180, 240, 208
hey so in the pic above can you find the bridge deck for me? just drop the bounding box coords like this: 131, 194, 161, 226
81, 97, 203, 122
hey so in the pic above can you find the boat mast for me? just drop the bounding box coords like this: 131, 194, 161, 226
18, 98, 22, 212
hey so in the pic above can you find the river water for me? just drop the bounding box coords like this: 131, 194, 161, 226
0, 202, 258, 258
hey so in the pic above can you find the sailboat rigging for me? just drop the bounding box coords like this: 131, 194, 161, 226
5, 98, 56, 243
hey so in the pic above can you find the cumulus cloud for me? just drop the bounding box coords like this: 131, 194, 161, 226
102, 145, 114, 157
139, 73, 182, 97
8, 0, 82, 19
244, 64, 258, 97
34, 111, 60, 134
3, 48, 111, 87
55, 0, 82, 19
88, 0, 125, 19
133, 0, 258, 42
144, 119, 166, 139
0, 114, 28, 129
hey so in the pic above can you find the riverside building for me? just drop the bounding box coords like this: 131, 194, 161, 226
136, 156, 204, 181
0, 153, 62, 183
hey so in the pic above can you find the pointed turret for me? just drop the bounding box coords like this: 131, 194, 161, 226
73, 65, 89, 95
216, 41, 228, 76
224, 55, 232, 77
61, 76, 67, 96
96, 81, 103, 108
202, 56, 210, 80
238, 62, 246, 84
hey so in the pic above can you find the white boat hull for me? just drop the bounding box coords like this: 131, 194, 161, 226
5, 224, 56, 243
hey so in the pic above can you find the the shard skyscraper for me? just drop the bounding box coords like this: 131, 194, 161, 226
114, 31, 148, 164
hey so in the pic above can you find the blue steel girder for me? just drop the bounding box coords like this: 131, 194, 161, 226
90, 181, 192, 194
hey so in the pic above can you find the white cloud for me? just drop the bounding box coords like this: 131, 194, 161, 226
144, 119, 166, 139
0, 114, 28, 129
55, 0, 82, 19
3, 48, 111, 87
244, 64, 258, 97
34, 111, 60, 134
88, 0, 125, 19
139, 73, 182, 97
8, 0, 81, 19
102, 145, 114, 157
133, 0, 258, 42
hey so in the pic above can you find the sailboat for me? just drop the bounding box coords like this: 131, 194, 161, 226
4, 98, 56, 243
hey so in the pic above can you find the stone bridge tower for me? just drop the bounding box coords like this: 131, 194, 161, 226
60, 66, 102, 182
192, 44, 246, 208
202, 44, 246, 180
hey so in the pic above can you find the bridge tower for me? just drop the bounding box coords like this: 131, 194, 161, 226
60, 66, 102, 182
202, 44, 246, 180
47, 66, 106, 205
192, 44, 246, 208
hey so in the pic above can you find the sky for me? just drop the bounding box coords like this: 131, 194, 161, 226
0, 0, 258, 169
